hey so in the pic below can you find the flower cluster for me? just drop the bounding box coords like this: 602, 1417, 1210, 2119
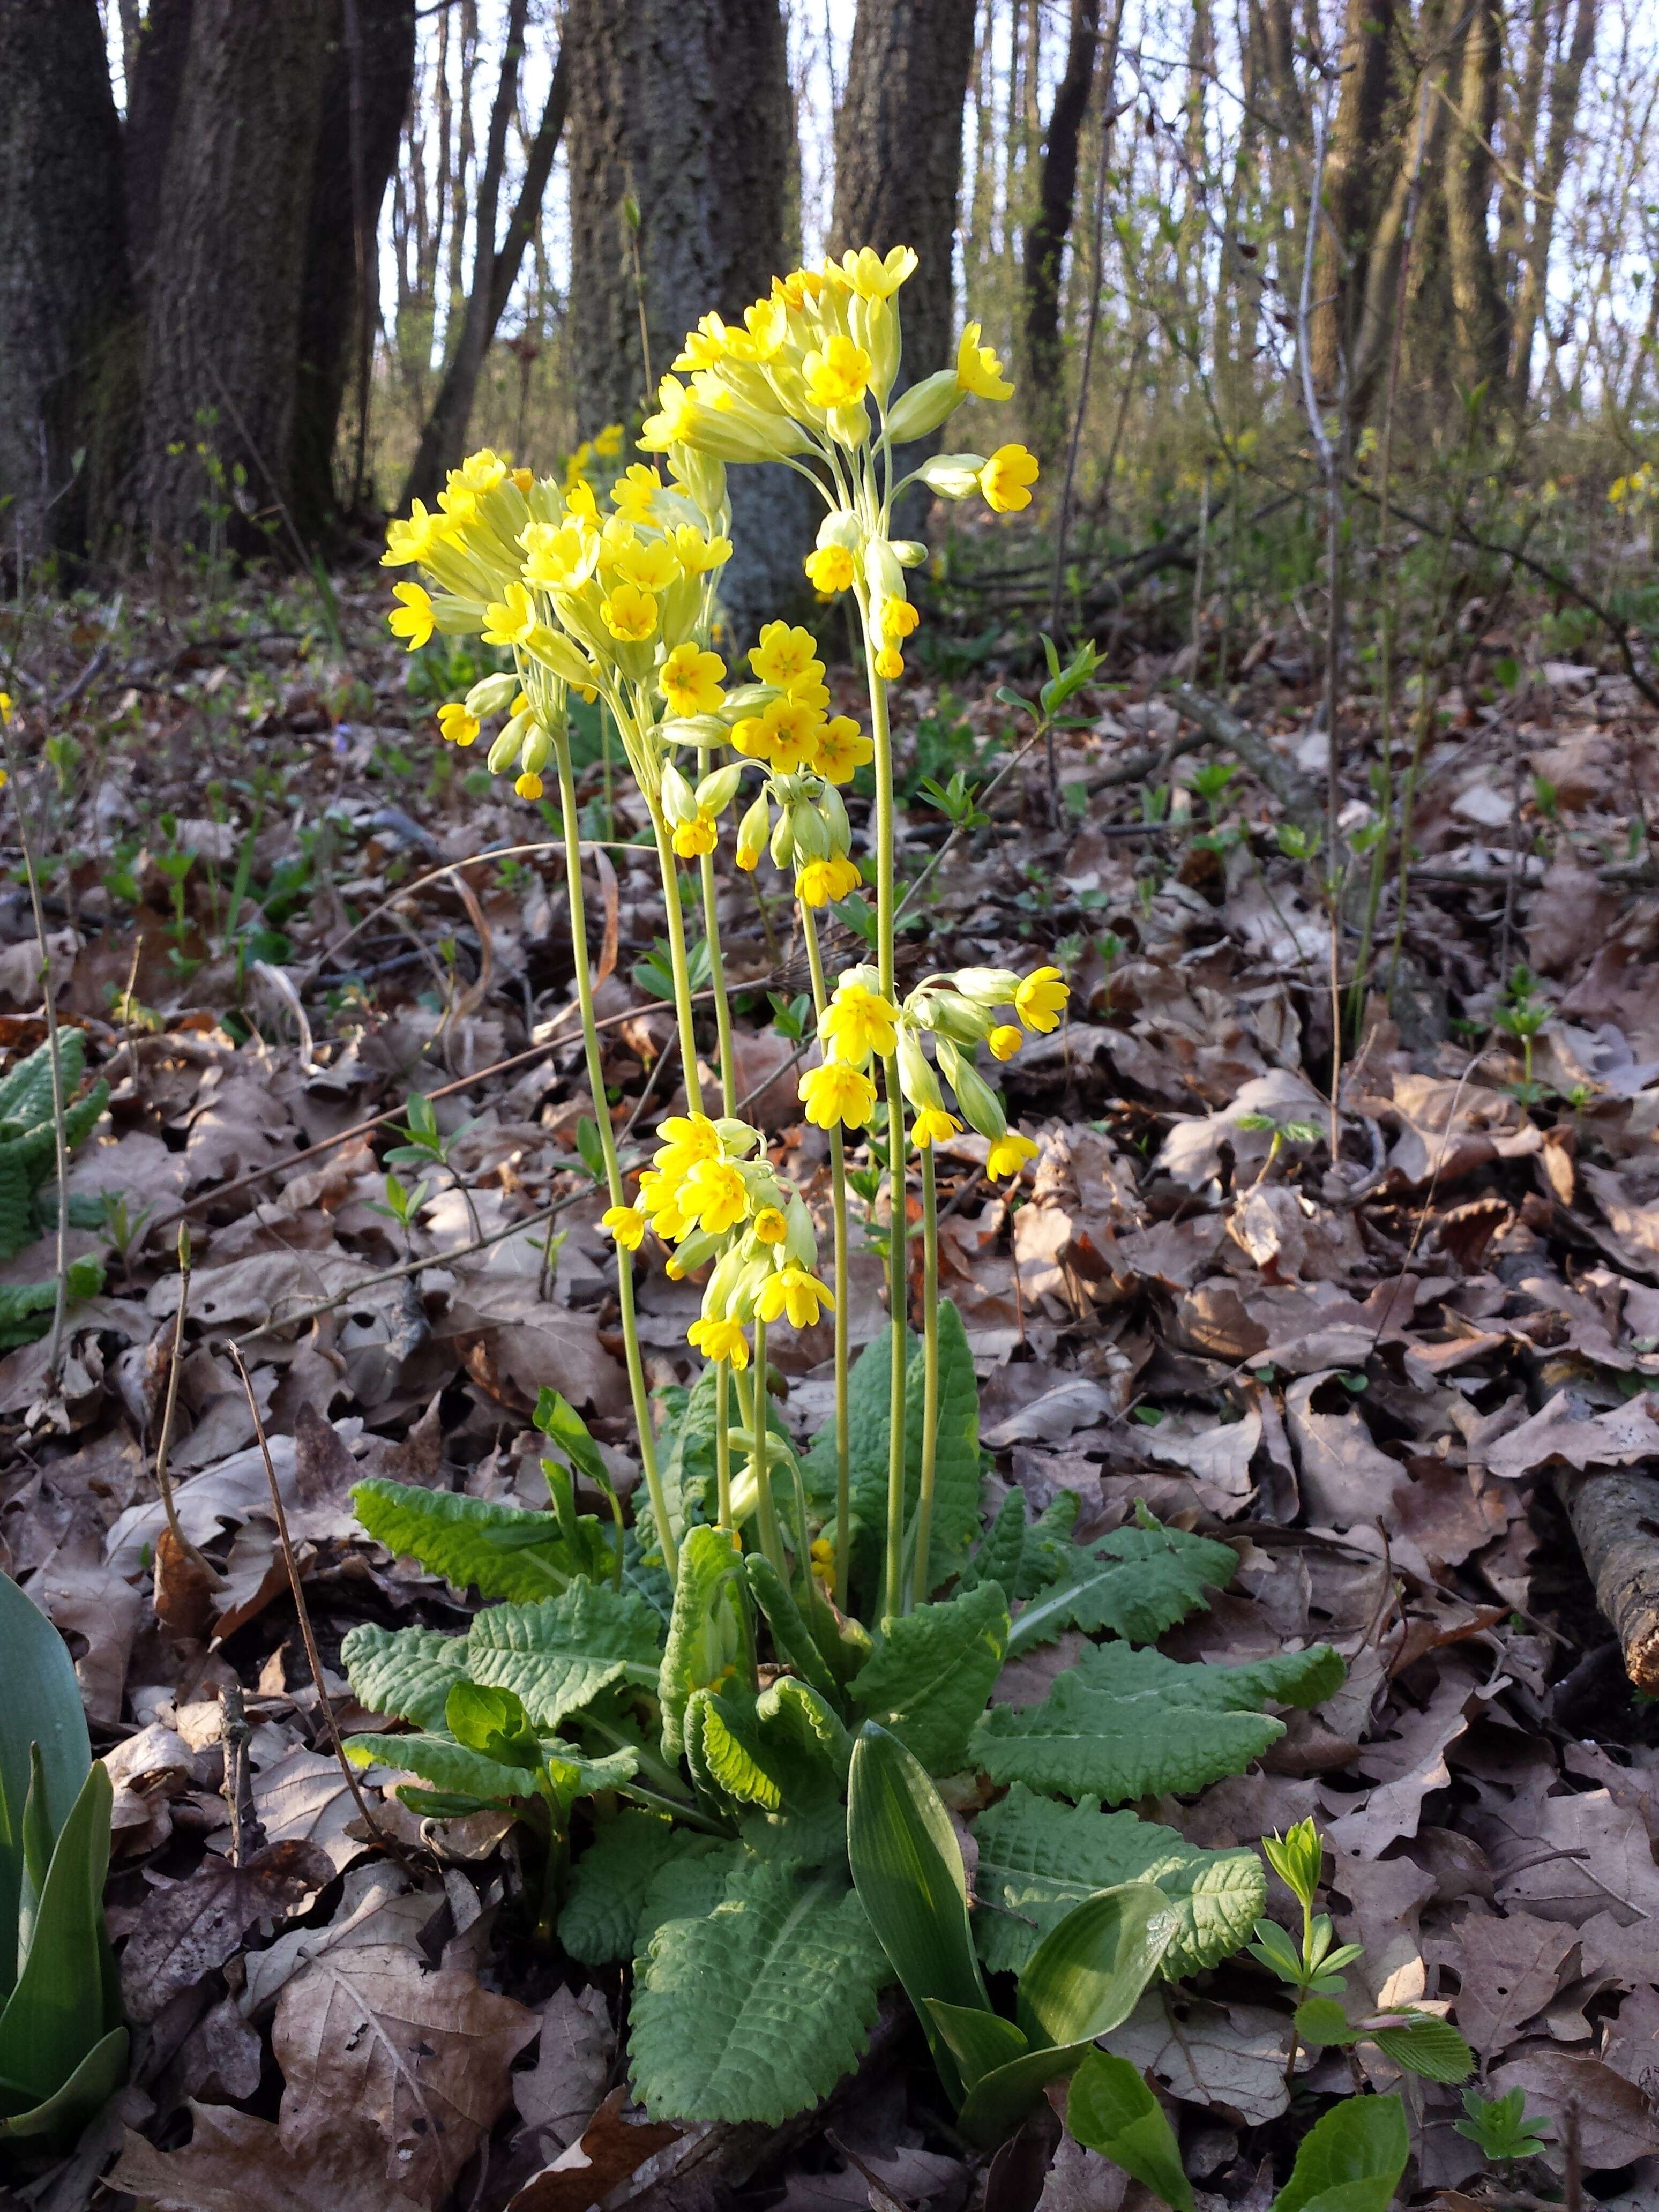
640, 249, 1040, 682
604, 1111, 833, 1368
801, 961, 1069, 1175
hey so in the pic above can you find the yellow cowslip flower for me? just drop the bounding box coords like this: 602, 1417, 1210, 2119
566, 478, 600, 525
765, 697, 825, 774
798, 856, 862, 907
676, 312, 736, 371
565, 443, 594, 490
804, 544, 856, 594
741, 295, 788, 358
457, 447, 511, 491
0, 692, 11, 727
482, 581, 537, 646
750, 621, 821, 689
592, 421, 624, 458
785, 670, 831, 716
681, 1157, 750, 1236
773, 266, 828, 312
756, 1266, 834, 1329
689, 1316, 749, 1367
799, 1061, 876, 1130
880, 596, 920, 642
642, 375, 700, 448
956, 321, 1015, 401
521, 520, 594, 589
436, 480, 480, 536
612, 536, 679, 593
810, 1535, 836, 1587
814, 716, 872, 784
510, 467, 533, 494
873, 644, 905, 681
989, 1023, 1025, 1062
671, 811, 718, 859
980, 444, 1040, 514
601, 581, 659, 641
654, 1112, 721, 1177
820, 983, 898, 1066
437, 702, 479, 748
912, 1107, 962, 1147
832, 244, 917, 299
612, 464, 663, 524
1015, 965, 1069, 1033
660, 642, 727, 717
987, 1132, 1041, 1180
752, 1206, 787, 1245
638, 1168, 693, 1242
803, 334, 872, 412
515, 772, 544, 800
670, 524, 732, 574
603, 1205, 647, 1250
383, 498, 445, 566
388, 582, 435, 650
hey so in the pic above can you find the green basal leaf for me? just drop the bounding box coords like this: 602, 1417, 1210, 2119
0, 1764, 117, 2118
1269, 2094, 1409, 2212
0, 1568, 92, 2000
340, 1623, 469, 1731
350, 1478, 612, 1600
1065, 2048, 1194, 2212
923, 1999, 1028, 2090
901, 1300, 982, 1592
744, 1553, 840, 1702
1015, 1882, 1177, 2051
973, 1784, 1265, 1979
849, 1581, 1008, 1775
848, 1723, 991, 2108
345, 1729, 634, 1804
0, 2024, 128, 2148
558, 1811, 723, 1967
658, 1524, 748, 1761
1006, 1521, 1239, 1656
445, 1682, 542, 1768
972, 1641, 1344, 1804
466, 1580, 663, 1730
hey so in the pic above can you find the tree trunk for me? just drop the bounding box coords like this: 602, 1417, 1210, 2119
133, 0, 335, 551
564, 0, 807, 638
0, 0, 134, 565
1310, 0, 1395, 397
1349, 32, 1453, 414
1443, 0, 1508, 397
125, 0, 194, 299
1022, 0, 1100, 458
1511, 0, 1596, 408
292, 0, 418, 542
402, 10, 571, 508
831, 0, 978, 400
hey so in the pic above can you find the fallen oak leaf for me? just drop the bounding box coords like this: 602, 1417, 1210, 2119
109, 2101, 425, 2212
119, 1839, 335, 2023
507, 2086, 682, 2212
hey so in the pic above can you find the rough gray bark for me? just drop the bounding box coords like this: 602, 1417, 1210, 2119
125, 0, 195, 297
0, 0, 134, 565
1023, 0, 1100, 458
135, 0, 335, 550
830, 0, 978, 397
564, 0, 808, 639
1558, 1467, 1659, 1694
1444, 0, 1508, 396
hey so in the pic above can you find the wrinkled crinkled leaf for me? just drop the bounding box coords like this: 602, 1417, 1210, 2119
350, 1479, 611, 1600
465, 1581, 662, 1730
340, 1624, 469, 1731
850, 1581, 1009, 1775
657, 1523, 746, 1761
345, 1730, 634, 1804
973, 1784, 1265, 1979
972, 1641, 1343, 1804
1006, 1522, 1239, 1657
558, 1811, 721, 1967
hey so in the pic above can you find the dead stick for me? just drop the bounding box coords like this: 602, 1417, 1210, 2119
1556, 1465, 1659, 1694
153, 1225, 216, 1580
226, 1338, 413, 1870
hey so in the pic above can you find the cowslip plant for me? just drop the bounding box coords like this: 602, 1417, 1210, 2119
0, 1571, 126, 2156
1454, 2085, 1551, 2163
0, 1035, 111, 1348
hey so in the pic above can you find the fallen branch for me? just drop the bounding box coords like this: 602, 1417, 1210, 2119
1167, 684, 1324, 825
1555, 1466, 1659, 1694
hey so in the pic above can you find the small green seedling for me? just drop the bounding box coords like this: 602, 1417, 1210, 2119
1454, 2086, 1551, 2162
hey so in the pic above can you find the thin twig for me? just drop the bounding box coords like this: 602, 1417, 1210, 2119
220, 1676, 265, 1865
153, 1224, 215, 1578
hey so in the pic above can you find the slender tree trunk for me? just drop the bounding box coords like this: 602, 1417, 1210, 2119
831, 0, 979, 401
0, 0, 134, 565
1512, 0, 1597, 406
402, 24, 569, 504
293, 0, 417, 541
134, 0, 335, 549
1311, 0, 1395, 395
1444, 0, 1508, 395
565, 0, 806, 636
1350, 26, 1453, 413
1023, 0, 1101, 458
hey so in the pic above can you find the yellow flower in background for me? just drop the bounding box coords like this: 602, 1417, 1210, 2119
820, 983, 898, 1066
592, 421, 624, 458
832, 244, 917, 299
0, 692, 11, 726
1014, 965, 1069, 1032
601, 581, 659, 641
681, 1157, 750, 1236
388, 581, 435, 649
911, 1107, 962, 1147
383, 499, 445, 566
566, 479, 600, 525
603, 1205, 647, 1250
956, 321, 1015, 401
987, 1131, 1040, 1179
799, 1062, 876, 1129
980, 444, 1040, 513
989, 1023, 1025, 1062
814, 717, 872, 783
482, 581, 537, 646
612, 536, 679, 593
510, 466, 533, 494
756, 1267, 834, 1329
750, 621, 821, 689
515, 771, 544, 800
437, 703, 479, 748
660, 642, 727, 717
671, 812, 718, 859
689, 1317, 749, 1367
752, 1206, 787, 1245
803, 334, 873, 411
804, 544, 856, 594
612, 464, 663, 523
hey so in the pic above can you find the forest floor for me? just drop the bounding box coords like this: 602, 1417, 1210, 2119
3, 562, 1659, 2212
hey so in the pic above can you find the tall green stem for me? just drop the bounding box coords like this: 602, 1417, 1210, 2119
649, 808, 704, 1116
750, 1316, 787, 1579
700, 846, 737, 1114
554, 734, 677, 1579
910, 1144, 940, 1612
801, 904, 851, 1609
714, 1358, 733, 1529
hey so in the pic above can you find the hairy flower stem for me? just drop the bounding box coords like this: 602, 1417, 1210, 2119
714, 1358, 733, 1528
750, 1315, 787, 1580
910, 1145, 940, 1612
700, 847, 738, 1113
864, 636, 909, 1623
649, 809, 705, 1117
801, 903, 851, 1608
555, 734, 676, 1579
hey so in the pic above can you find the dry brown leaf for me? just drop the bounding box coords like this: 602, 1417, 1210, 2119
507, 2086, 681, 2212
1487, 2047, 1659, 2169
242, 1861, 435, 2017
512, 1984, 615, 2150
1111, 1991, 1290, 2126
1432, 1905, 1576, 2052
1283, 1373, 1406, 1533
1484, 1389, 1659, 1480
109, 2102, 425, 2212
252, 1744, 378, 1872
120, 1839, 335, 2022
273, 1940, 538, 2204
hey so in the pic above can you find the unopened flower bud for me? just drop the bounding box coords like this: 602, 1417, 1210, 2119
885, 369, 965, 445
465, 672, 519, 718
917, 452, 988, 501
696, 761, 744, 815
660, 761, 697, 826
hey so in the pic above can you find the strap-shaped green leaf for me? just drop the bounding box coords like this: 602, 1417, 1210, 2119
1065, 2048, 1194, 2212
0, 1571, 89, 2000
1015, 1882, 1177, 2050
744, 1554, 839, 1702
0, 2023, 128, 2148
657, 1523, 747, 1761
924, 1999, 1028, 2090
0, 1763, 115, 2110
350, 1478, 611, 1600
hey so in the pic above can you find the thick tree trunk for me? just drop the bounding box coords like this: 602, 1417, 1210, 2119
1310, 0, 1395, 398
134, 0, 335, 551
292, 0, 419, 542
1511, 0, 1596, 408
1022, 0, 1100, 459
564, 0, 807, 639
1443, 0, 1508, 397
0, 0, 134, 565
125, 0, 194, 299
831, 0, 978, 399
